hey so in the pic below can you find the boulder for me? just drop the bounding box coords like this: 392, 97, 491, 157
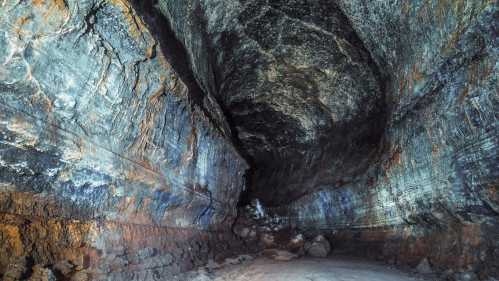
287, 234, 305, 255
260, 233, 276, 248
305, 235, 331, 258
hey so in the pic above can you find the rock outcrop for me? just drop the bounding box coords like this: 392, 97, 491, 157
0, 0, 247, 279
304, 235, 331, 258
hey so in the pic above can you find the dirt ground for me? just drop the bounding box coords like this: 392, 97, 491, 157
185, 255, 430, 281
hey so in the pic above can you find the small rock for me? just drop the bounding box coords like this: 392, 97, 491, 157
191, 268, 212, 281
72, 259, 85, 271
137, 247, 156, 259
453, 272, 479, 281
238, 255, 254, 262
27, 265, 57, 281
238, 227, 250, 238
287, 233, 305, 254
54, 260, 75, 276
416, 258, 433, 274
260, 233, 275, 248
248, 229, 257, 239
305, 235, 331, 258
223, 257, 242, 265
222, 254, 254, 266
205, 259, 221, 271
442, 268, 455, 279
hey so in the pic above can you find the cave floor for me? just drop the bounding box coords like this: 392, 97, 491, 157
191, 255, 429, 281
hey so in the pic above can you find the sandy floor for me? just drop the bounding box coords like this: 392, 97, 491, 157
205, 256, 429, 281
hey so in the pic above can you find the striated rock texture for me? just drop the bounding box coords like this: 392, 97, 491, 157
1, 0, 498, 280
267, 1, 498, 278
154, 0, 386, 205
151, 0, 498, 279
0, 0, 247, 280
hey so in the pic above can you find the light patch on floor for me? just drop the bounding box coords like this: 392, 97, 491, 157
188, 256, 430, 281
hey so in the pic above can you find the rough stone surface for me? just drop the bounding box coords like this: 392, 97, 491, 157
154, 0, 386, 205
287, 234, 305, 255
304, 235, 331, 258
264, 0, 498, 278
0, 0, 497, 280
153, 0, 498, 278
0, 0, 247, 279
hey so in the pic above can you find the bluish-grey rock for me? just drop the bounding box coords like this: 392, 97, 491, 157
152, 0, 498, 278
304, 235, 331, 258
266, 0, 498, 277
0, 0, 247, 279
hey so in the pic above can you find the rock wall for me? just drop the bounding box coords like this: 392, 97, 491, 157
268, 1, 499, 278
155, 0, 387, 205
0, 0, 247, 280
154, 0, 498, 278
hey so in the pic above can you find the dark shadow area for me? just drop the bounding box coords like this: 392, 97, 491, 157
129, 0, 391, 209
130, 0, 257, 209
130, 0, 203, 105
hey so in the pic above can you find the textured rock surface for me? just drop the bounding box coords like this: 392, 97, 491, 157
304, 235, 330, 258
155, 0, 386, 205
266, 0, 499, 278
0, 0, 497, 280
0, 0, 247, 279
152, 0, 498, 278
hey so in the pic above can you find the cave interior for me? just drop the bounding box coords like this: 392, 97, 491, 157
0, 0, 497, 280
